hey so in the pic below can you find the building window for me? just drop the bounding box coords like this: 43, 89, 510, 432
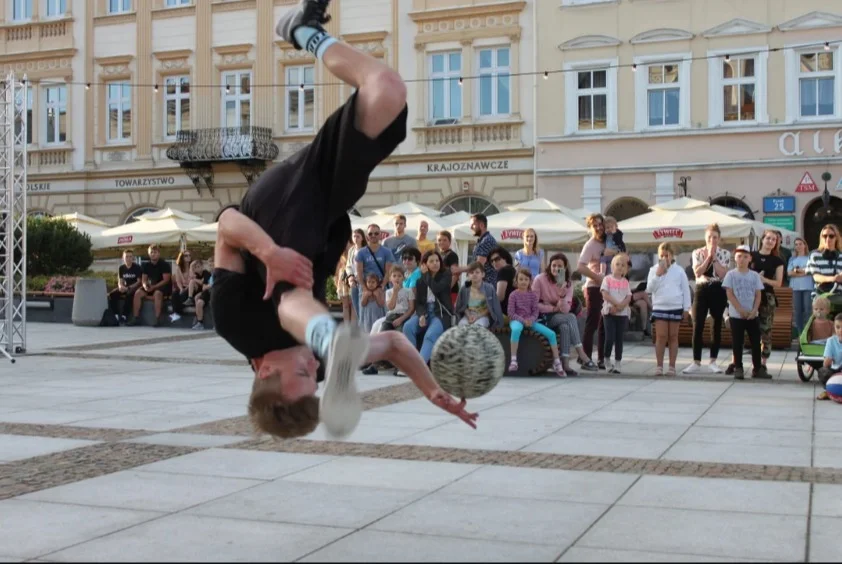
164, 76, 190, 138
108, 0, 130, 13
722, 56, 756, 122
799, 50, 835, 118
285, 65, 315, 132
12, 0, 32, 20
635, 55, 690, 131
577, 70, 608, 130
478, 47, 510, 117
45, 0, 66, 17
124, 207, 159, 224
564, 60, 617, 135
15, 86, 32, 145
221, 71, 251, 129
107, 82, 132, 142
165, 0, 190, 6
43, 85, 67, 145
440, 195, 500, 216
709, 50, 768, 127
429, 51, 462, 123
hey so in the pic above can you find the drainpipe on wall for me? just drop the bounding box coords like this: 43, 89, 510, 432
531, 0, 538, 200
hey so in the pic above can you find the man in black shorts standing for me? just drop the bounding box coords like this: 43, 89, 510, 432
210, 0, 478, 440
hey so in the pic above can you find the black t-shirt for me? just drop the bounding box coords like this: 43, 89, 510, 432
212, 93, 408, 361
497, 265, 517, 313
193, 269, 211, 286
118, 263, 142, 288
143, 260, 171, 286
750, 251, 785, 299
441, 249, 459, 292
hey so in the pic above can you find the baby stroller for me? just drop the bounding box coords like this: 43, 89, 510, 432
795, 286, 842, 382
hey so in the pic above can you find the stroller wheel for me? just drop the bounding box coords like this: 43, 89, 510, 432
797, 362, 814, 382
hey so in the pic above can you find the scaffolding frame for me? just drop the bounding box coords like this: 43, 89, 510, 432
0, 73, 27, 363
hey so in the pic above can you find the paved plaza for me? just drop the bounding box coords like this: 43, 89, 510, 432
0, 323, 840, 562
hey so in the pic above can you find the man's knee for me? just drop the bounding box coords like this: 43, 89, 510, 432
153, 290, 164, 299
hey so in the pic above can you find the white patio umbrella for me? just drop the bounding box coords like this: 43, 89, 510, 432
506, 198, 587, 224
58, 213, 111, 238
372, 202, 443, 217
186, 222, 219, 243
92, 208, 206, 250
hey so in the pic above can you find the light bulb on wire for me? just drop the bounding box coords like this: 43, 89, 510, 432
543, 71, 548, 80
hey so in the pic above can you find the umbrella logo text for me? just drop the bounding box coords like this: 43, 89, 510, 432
501, 229, 524, 240
118, 236, 133, 245
652, 228, 684, 239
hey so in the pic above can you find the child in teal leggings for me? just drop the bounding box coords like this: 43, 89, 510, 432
507, 268, 566, 376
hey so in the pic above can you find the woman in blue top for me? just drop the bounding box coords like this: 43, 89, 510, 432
514, 228, 544, 278
788, 237, 814, 336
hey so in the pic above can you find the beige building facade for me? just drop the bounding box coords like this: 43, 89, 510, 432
9, 0, 535, 229
535, 0, 842, 248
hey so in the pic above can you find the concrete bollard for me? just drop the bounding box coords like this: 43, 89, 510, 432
71, 278, 108, 327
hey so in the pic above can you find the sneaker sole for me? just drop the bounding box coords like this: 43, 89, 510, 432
319, 323, 369, 439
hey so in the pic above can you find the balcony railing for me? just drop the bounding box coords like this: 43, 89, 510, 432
414, 121, 523, 152
166, 126, 279, 164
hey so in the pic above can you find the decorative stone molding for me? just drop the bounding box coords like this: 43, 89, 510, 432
630, 28, 694, 44
151, 4, 196, 19
212, 0, 257, 13
154, 49, 192, 72
275, 40, 316, 63
341, 31, 388, 59
559, 34, 622, 51
0, 54, 74, 76
410, 0, 526, 46
213, 43, 254, 67
702, 18, 772, 38
96, 55, 134, 76
777, 11, 842, 32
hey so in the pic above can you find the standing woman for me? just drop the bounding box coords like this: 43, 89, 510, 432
576, 214, 607, 368
750, 229, 785, 374
683, 224, 730, 374
788, 237, 814, 337
347, 228, 366, 321
806, 224, 842, 295
170, 249, 193, 319
335, 246, 352, 323
402, 250, 456, 364
514, 228, 545, 278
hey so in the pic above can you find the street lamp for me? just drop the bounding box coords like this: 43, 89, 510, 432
814, 172, 835, 221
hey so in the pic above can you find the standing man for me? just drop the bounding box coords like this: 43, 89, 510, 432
416, 220, 436, 255
108, 249, 143, 325
437, 230, 460, 304
455, 214, 497, 286
356, 223, 395, 291
130, 245, 172, 327
383, 214, 416, 260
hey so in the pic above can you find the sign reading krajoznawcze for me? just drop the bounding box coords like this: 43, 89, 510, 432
426, 160, 510, 173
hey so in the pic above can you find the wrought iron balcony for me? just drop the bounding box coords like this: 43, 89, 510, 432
166, 126, 280, 195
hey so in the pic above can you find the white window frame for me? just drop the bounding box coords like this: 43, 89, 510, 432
708, 47, 768, 127
106, 81, 132, 143
784, 42, 842, 124
163, 75, 190, 139
428, 50, 463, 123
564, 58, 618, 135
285, 65, 316, 133
220, 70, 252, 129
45, 0, 65, 17
562, 0, 615, 5
634, 52, 692, 132
476, 46, 512, 118
12, 0, 32, 20
108, 0, 131, 14
42, 84, 67, 146
165, 0, 190, 6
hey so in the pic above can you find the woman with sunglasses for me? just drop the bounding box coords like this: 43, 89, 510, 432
807, 224, 842, 295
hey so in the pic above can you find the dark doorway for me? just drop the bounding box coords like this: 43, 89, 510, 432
605, 197, 650, 222
710, 195, 755, 220
803, 196, 842, 250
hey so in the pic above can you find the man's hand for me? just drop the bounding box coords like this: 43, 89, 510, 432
429, 390, 478, 429
259, 245, 313, 300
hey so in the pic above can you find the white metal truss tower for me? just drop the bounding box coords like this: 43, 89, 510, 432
0, 73, 27, 363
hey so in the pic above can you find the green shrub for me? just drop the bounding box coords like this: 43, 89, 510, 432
27, 217, 93, 276
325, 276, 338, 302
27, 275, 51, 292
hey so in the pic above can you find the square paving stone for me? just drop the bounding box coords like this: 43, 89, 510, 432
371, 492, 608, 547
552, 421, 689, 442
617, 475, 809, 516
678, 427, 812, 448
282, 456, 479, 491
300, 530, 560, 562
810, 516, 842, 563
134, 449, 333, 480
437, 466, 637, 505
0, 434, 99, 463
694, 413, 813, 431
582, 409, 701, 426
21, 470, 264, 512
188, 480, 426, 529
523, 434, 673, 459
815, 448, 842, 469
812, 484, 842, 517
44, 514, 350, 563
577, 506, 806, 561
0, 409, 107, 426
0, 500, 161, 560
559, 547, 760, 562
662, 440, 811, 467
393, 417, 567, 451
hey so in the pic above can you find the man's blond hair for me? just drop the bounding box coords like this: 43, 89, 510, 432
247, 372, 319, 439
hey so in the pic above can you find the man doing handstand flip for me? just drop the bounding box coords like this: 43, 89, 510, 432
211, 0, 478, 439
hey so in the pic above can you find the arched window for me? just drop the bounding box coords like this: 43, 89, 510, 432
440, 195, 500, 216
709, 196, 755, 220
803, 196, 842, 250
123, 206, 160, 224
604, 197, 650, 222
27, 210, 52, 219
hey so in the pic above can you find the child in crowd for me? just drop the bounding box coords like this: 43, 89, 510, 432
647, 242, 692, 377
358, 273, 386, 333
600, 216, 627, 276
507, 268, 566, 376
601, 253, 632, 374
810, 296, 834, 344
817, 313, 842, 400
371, 266, 415, 334
723, 245, 766, 380
401, 248, 423, 290
455, 262, 503, 328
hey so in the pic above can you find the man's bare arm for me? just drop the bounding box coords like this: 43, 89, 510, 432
218, 208, 277, 263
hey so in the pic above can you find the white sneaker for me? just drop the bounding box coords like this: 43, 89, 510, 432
708, 361, 723, 374
682, 363, 704, 374
170, 313, 181, 322
319, 323, 369, 439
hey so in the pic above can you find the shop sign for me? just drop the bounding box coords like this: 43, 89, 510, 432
26, 183, 51, 192
763, 215, 796, 232
426, 160, 510, 173
653, 227, 684, 239
762, 196, 795, 214
117, 236, 133, 245
114, 176, 177, 188
778, 129, 842, 157
795, 172, 818, 193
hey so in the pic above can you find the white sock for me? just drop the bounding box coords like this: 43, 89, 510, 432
305, 314, 336, 360
293, 26, 338, 59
